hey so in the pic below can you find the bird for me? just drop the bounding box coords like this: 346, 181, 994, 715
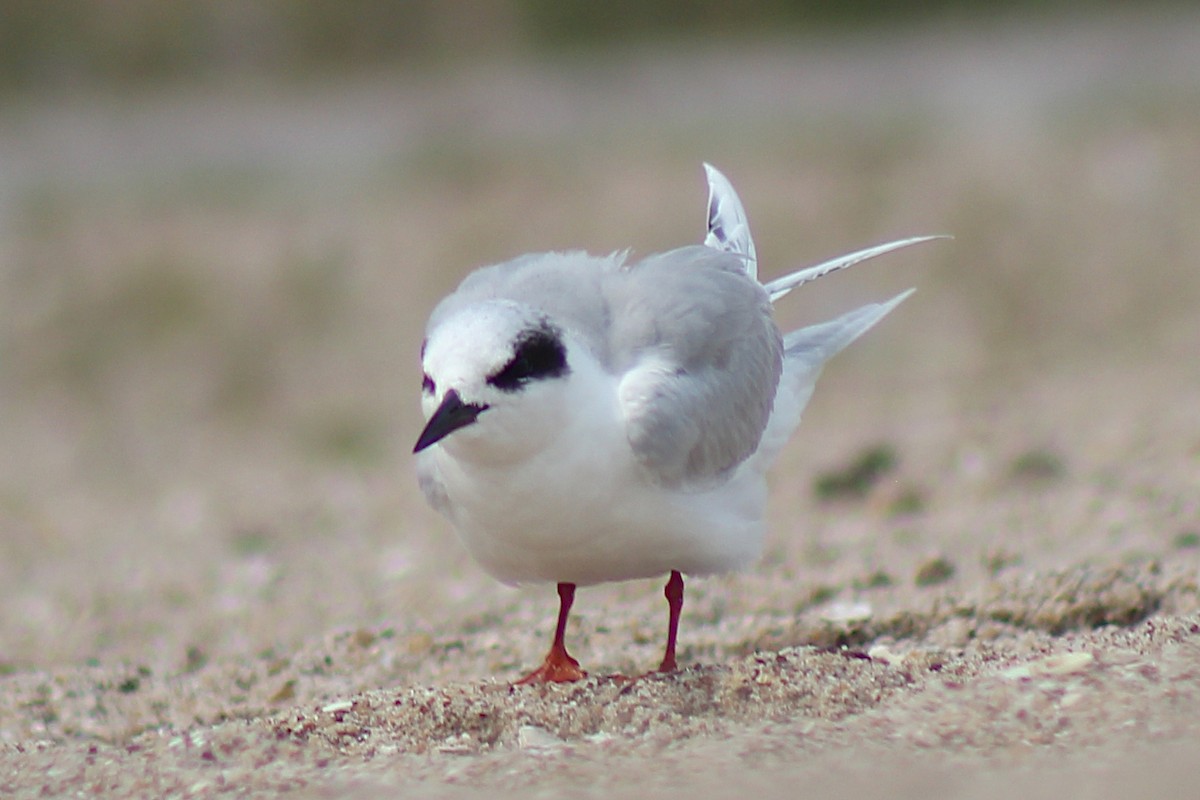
413, 163, 941, 683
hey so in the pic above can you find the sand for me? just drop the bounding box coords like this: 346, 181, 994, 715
2, 10, 1199, 798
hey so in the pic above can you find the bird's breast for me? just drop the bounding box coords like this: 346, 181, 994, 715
429, 436, 768, 586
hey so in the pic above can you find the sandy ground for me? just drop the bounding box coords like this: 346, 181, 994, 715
2, 10, 1200, 798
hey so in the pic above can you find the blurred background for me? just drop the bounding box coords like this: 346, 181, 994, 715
1, 1, 1198, 680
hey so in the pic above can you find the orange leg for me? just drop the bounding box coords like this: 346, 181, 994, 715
658, 570, 684, 673
516, 582, 587, 684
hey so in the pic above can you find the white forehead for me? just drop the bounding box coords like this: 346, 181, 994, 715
422, 300, 536, 380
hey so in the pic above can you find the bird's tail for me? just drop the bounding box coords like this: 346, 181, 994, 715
750, 290, 915, 470
782, 288, 914, 375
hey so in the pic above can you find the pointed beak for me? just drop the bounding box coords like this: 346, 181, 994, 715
413, 390, 489, 453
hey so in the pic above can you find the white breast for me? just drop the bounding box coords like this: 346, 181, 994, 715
420, 358, 771, 586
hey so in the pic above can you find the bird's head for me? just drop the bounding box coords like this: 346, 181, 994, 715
415, 301, 574, 464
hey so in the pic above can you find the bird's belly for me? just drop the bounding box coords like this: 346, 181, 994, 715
435, 450, 768, 586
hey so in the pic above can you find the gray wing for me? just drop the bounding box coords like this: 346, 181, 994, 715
606, 246, 783, 488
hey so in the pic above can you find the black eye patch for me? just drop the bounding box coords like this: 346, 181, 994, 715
487, 326, 569, 392
422, 373, 436, 394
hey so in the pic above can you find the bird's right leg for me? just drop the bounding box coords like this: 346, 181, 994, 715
515, 582, 587, 684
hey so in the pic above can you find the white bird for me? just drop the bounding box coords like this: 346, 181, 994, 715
414, 164, 941, 683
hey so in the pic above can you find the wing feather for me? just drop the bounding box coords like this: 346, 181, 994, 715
609, 246, 782, 487
702, 163, 758, 279
764, 236, 946, 302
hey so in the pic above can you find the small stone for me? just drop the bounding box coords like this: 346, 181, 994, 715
1032, 652, 1094, 675
518, 725, 565, 751
1002, 652, 1094, 680
866, 644, 899, 665
820, 600, 873, 624
1001, 664, 1033, 680
321, 700, 353, 714
437, 733, 476, 755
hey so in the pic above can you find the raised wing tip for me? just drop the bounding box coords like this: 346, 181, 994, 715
702, 163, 733, 214
701, 162, 758, 278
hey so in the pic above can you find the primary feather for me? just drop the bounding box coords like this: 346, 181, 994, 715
763, 235, 946, 302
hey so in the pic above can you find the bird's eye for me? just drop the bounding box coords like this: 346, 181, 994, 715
422, 374, 436, 394
487, 328, 568, 392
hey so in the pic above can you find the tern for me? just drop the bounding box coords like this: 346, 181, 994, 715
415, 163, 940, 682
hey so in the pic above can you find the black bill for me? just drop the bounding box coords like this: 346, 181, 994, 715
413, 390, 489, 453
